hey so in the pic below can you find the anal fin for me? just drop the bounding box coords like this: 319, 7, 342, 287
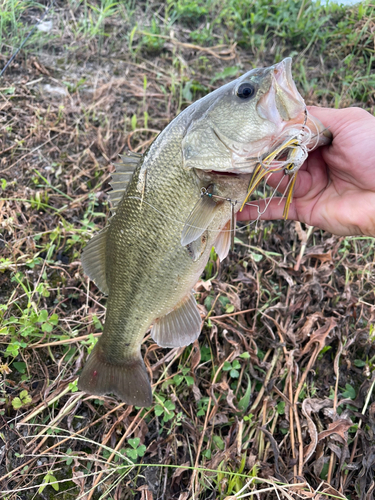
151, 292, 202, 348
81, 228, 109, 294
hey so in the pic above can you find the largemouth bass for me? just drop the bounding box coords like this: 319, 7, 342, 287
78, 58, 331, 406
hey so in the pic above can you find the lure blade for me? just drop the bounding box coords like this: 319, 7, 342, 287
282, 173, 297, 220
230, 202, 235, 251
240, 164, 268, 211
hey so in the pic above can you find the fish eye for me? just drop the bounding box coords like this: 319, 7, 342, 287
236, 83, 255, 99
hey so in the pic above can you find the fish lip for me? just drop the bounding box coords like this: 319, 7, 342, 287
272, 57, 295, 89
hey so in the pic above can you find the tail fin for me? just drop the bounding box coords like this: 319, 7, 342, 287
78, 345, 152, 407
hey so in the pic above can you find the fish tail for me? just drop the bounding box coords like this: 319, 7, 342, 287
78, 345, 152, 407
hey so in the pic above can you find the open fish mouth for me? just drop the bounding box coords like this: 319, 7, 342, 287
257, 57, 305, 125
229, 58, 333, 219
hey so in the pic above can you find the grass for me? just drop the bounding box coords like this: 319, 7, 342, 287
1, 0, 375, 498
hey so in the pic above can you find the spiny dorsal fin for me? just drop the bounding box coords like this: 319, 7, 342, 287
81, 227, 109, 295
151, 292, 202, 348
181, 195, 217, 246
109, 151, 142, 212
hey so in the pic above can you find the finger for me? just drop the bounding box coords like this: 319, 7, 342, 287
238, 197, 299, 222
308, 106, 373, 141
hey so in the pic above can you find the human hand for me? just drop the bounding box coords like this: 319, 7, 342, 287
238, 106, 375, 237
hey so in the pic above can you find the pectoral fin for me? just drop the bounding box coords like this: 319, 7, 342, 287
151, 293, 202, 348
181, 195, 216, 246
214, 219, 232, 261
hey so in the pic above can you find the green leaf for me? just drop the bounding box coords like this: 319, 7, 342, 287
5, 343, 20, 357
218, 296, 230, 309
128, 437, 140, 449
65, 449, 74, 466
342, 383, 356, 400
173, 374, 183, 386
50, 475, 59, 491
225, 304, 235, 313
251, 253, 263, 262
204, 295, 214, 310
185, 376, 194, 386
68, 380, 78, 393
126, 448, 138, 461
230, 369, 239, 378
213, 435, 224, 450
13, 362, 26, 373
277, 401, 285, 415
164, 401, 175, 412
42, 322, 53, 332
354, 359, 366, 367
154, 405, 164, 417
12, 397, 23, 410
237, 374, 251, 412
223, 361, 232, 371
38, 473, 59, 493
50, 314, 59, 325
240, 352, 250, 359
137, 445, 146, 457
3, 87, 15, 95
38, 310, 48, 322
20, 390, 32, 404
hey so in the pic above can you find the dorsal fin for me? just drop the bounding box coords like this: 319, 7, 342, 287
109, 152, 142, 212
81, 227, 109, 294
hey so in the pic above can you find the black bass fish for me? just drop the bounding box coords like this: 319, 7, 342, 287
78, 58, 330, 406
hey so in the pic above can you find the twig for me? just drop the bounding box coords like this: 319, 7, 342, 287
294, 224, 314, 271
250, 348, 281, 413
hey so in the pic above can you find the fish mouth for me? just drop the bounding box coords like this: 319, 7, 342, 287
257, 57, 305, 126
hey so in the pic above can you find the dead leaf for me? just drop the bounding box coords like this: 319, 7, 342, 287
210, 413, 229, 425
137, 485, 154, 500
302, 398, 333, 462
195, 279, 212, 292
299, 318, 337, 358
318, 418, 353, 443
171, 462, 190, 479
303, 251, 332, 263
190, 340, 201, 373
